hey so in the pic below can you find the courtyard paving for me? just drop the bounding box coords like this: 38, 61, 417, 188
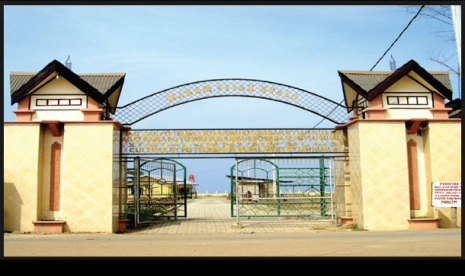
127, 196, 339, 235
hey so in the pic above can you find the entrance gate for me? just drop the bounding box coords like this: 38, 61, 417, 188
124, 157, 187, 228
230, 157, 336, 223
115, 79, 351, 228
113, 79, 350, 125
120, 128, 347, 226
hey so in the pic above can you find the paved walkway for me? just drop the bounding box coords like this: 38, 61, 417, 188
5, 197, 461, 257
127, 197, 339, 235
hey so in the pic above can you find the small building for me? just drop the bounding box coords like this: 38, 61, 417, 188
226, 175, 295, 200
4, 60, 127, 233
227, 175, 277, 200
336, 60, 461, 230
135, 176, 199, 199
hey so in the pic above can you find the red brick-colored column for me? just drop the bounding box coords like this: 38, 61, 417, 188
50, 142, 62, 211
13, 96, 36, 121
407, 139, 420, 210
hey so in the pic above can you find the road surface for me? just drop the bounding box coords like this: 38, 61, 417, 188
3, 197, 462, 257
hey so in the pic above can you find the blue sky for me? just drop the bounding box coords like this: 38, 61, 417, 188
4, 5, 460, 192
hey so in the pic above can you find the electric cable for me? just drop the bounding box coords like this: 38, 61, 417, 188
311, 99, 346, 128
370, 5, 425, 71
312, 5, 425, 128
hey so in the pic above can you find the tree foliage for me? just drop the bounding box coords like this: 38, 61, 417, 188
403, 5, 459, 76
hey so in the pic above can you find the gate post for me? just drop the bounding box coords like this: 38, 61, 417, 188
320, 158, 326, 216
173, 163, 177, 220
234, 159, 241, 227
134, 156, 140, 228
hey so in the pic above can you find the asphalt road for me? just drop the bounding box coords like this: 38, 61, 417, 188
3, 228, 462, 258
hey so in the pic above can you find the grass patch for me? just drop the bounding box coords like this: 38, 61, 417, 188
340, 223, 367, 231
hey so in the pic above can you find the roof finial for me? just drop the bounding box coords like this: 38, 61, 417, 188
65, 55, 72, 70
389, 55, 396, 71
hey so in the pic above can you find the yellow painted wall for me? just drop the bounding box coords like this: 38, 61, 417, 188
347, 123, 364, 228
112, 126, 124, 231
346, 120, 461, 230
348, 121, 411, 230
138, 177, 172, 196
60, 123, 117, 233
334, 130, 351, 218
4, 123, 43, 232
30, 76, 87, 121
424, 121, 461, 227
385, 109, 434, 119
384, 74, 431, 93
383, 75, 434, 120
33, 75, 85, 95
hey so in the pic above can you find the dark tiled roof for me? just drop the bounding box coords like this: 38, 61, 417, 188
339, 71, 392, 93
339, 71, 452, 93
9, 73, 35, 95
10, 72, 125, 96
430, 73, 453, 92
9, 60, 126, 114
339, 60, 454, 111
77, 74, 126, 96
446, 98, 461, 118
338, 60, 454, 113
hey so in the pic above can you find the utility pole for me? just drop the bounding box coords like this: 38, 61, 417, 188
451, 5, 461, 76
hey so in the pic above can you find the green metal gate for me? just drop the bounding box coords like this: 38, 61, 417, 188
230, 158, 335, 222
125, 157, 187, 228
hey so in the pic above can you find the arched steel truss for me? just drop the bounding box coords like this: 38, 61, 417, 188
112, 79, 350, 125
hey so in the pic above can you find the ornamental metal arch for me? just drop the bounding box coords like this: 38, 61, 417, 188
112, 79, 350, 125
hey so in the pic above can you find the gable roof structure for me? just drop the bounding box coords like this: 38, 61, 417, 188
338, 60, 453, 113
10, 60, 125, 114
446, 98, 461, 118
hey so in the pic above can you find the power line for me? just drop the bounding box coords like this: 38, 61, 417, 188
312, 6, 425, 128
370, 5, 425, 71
311, 99, 345, 128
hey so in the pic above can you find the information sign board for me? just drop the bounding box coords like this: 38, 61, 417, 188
432, 182, 461, 207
